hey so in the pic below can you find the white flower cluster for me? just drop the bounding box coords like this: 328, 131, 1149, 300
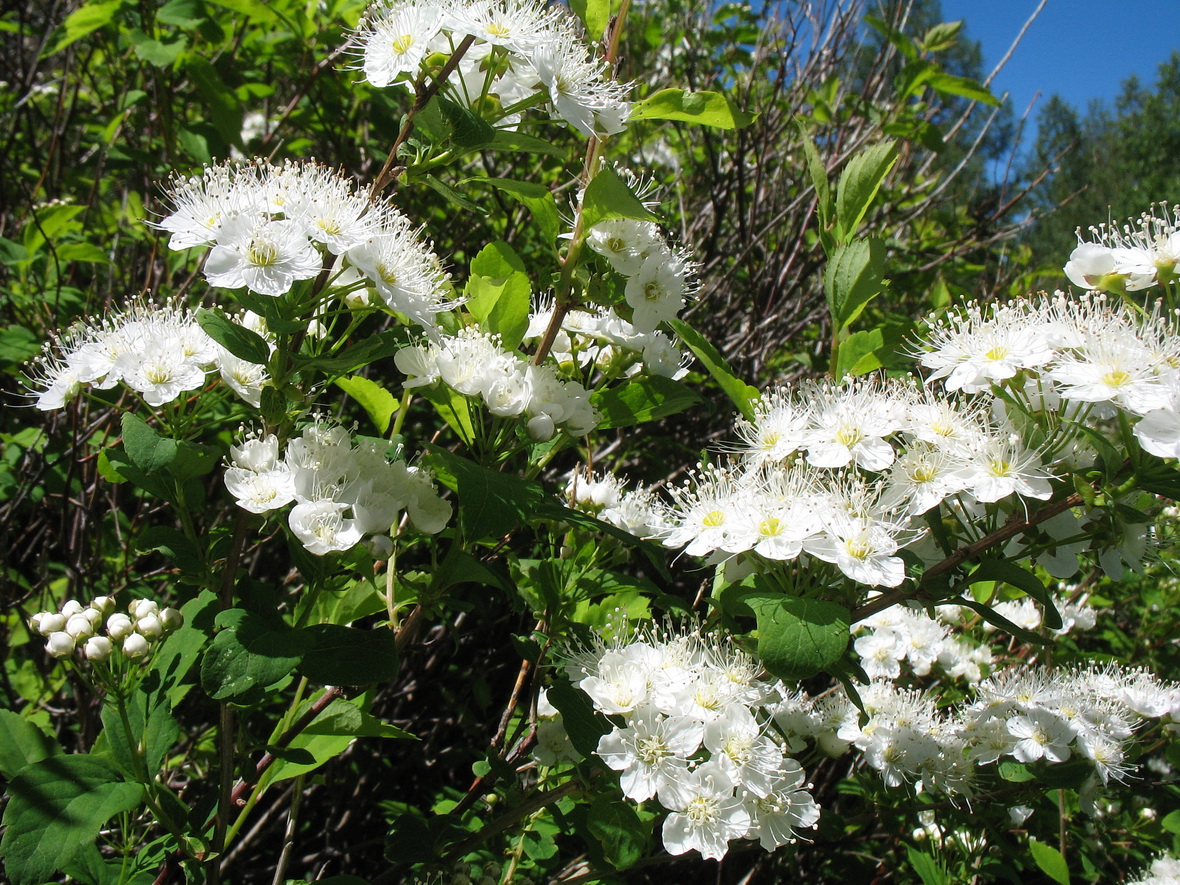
159, 160, 454, 329
918, 292, 1180, 459
352, 0, 630, 137
223, 422, 450, 555
525, 301, 688, 379
30, 597, 182, 662
854, 607, 994, 684
1064, 206, 1180, 293
585, 217, 696, 333
568, 626, 819, 861
395, 326, 599, 440
655, 378, 1053, 587
1128, 852, 1180, 885
565, 469, 665, 538
25, 300, 269, 411
772, 663, 1179, 795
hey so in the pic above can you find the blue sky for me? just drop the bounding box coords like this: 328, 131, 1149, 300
940, 1, 1179, 122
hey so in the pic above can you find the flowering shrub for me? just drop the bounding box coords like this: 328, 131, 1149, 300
3, 2, 1180, 884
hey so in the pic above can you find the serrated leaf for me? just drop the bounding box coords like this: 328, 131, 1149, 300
926, 71, 1001, 106
835, 141, 898, 242
48, 0, 125, 55
199, 610, 311, 700
335, 375, 397, 435
0, 755, 143, 885
667, 318, 758, 421
824, 237, 886, 332
738, 584, 849, 681
99, 688, 180, 779
592, 376, 705, 428
0, 711, 60, 780
569, 0, 610, 38
581, 167, 657, 230
797, 123, 833, 238
587, 796, 648, 869
120, 413, 177, 473
465, 241, 531, 350
196, 308, 270, 365
547, 680, 607, 757
425, 447, 545, 542
297, 625, 399, 686
630, 88, 755, 129
907, 846, 948, 885
1029, 839, 1071, 885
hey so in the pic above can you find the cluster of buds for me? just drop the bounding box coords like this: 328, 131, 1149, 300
30, 597, 182, 662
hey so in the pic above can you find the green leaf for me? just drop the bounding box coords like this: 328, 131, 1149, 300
425, 447, 545, 542
157, 0, 205, 27
587, 796, 648, 870
1029, 839, 1071, 885
487, 129, 568, 159
135, 525, 204, 575
546, 680, 607, 757
481, 179, 560, 245
48, 0, 125, 55
748, 595, 849, 681
926, 71, 1001, 106
834, 141, 898, 242
130, 31, 187, 68
465, 241, 531, 350
921, 20, 962, 53
667, 318, 758, 421
797, 124, 833, 240
569, 0, 610, 38
437, 96, 495, 149
0, 325, 40, 368
120, 413, 177, 473
1160, 809, 1180, 834
0, 711, 60, 780
958, 559, 1062, 631
823, 237, 886, 331
835, 328, 886, 378
185, 57, 244, 151
335, 376, 397, 435
199, 610, 312, 700
298, 329, 408, 375
581, 167, 657, 231
99, 689, 180, 779
955, 597, 1047, 646
592, 376, 705, 428
1, 755, 143, 885
297, 625, 399, 686
630, 88, 755, 129
997, 761, 1033, 782
907, 846, 948, 885
727, 578, 850, 681
150, 594, 213, 708
418, 383, 477, 445
201, 0, 276, 22
196, 308, 270, 365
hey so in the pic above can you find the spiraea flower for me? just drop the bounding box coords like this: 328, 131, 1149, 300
1065, 205, 1180, 293
568, 621, 819, 860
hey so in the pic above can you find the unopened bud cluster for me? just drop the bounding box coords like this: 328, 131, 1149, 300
30, 597, 182, 662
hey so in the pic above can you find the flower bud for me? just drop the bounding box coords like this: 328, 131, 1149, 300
47, 632, 75, 657
366, 535, 394, 560
82, 607, 104, 628
122, 633, 150, 659
83, 636, 113, 662
526, 413, 555, 442
107, 613, 134, 641
65, 614, 94, 640
61, 599, 84, 618
160, 608, 184, 633
37, 612, 66, 636
128, 599, 158, 620
91, 596, 116, 617
136, 614, 164, 640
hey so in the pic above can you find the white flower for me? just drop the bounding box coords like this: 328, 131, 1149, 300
596, 711, 702, 802
658, 761, 750, 861
623, 250, 688, 333
288, 499, 364, 555
356, 0, 447, 88
204, 215, 322, 297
